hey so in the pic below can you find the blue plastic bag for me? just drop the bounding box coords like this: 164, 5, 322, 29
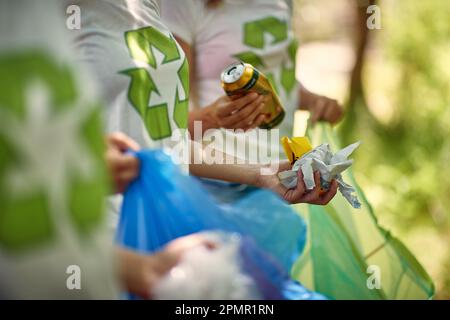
117, 150, 306, 269
238, 234, 327, 300
116, 149, 323, 299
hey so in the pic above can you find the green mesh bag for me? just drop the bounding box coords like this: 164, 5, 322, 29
291, 123, 434, 300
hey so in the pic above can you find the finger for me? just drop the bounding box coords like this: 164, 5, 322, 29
114, 154, 140, 171
107, 132, 140, 151
296, 169, 308, 194
323, 100, 343, 124
334, 105, 344, 123
237, 95, 264, 118
254, 114, 268, 127
322, 101, 335, 123
120, 162, 140, 181
301, 171, 321, 203
243, 114, 267, 131
216, 92, 259, 117
231, 102, 265, 129
241, 100, 266, 126
108, 132, 134, 151
316, 179, 338, 205
285, 170, 308, 202
230, 92, 261, 111
314, 170, 321, 186
111, 156, 139, 192
221, 96, 264, 127
310, 98, 327, 125
116, 169, 139, 191
106, 151, 123, 173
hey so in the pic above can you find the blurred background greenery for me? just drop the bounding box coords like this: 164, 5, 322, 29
293, 0, 450, 299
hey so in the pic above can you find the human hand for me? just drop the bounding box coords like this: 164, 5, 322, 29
105, 132, 140, 193
203, 92, 267, 131
116, 234, 216, 299
301, 89, 343, 125
257, 161, 338, 205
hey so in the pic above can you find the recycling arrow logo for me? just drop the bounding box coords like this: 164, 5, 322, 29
235, 17, 298, 96
243, 16, 288, 49
123, 27, 189, 141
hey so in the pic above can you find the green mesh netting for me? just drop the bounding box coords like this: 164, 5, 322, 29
290, 123, 434, 300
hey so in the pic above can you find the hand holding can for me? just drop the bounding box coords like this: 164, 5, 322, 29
206, 93, 268, 130
221, 62, 285, 129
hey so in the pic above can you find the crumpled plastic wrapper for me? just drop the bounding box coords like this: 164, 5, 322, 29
278, 140, 362, 209
153, 232, 261, 300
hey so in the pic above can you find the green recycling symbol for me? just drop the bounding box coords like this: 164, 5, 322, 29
0, 52, 107, 252
234, 17, 298, 96
123, 27, 189, 141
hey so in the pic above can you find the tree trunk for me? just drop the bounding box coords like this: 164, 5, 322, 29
340, 0, 377, 143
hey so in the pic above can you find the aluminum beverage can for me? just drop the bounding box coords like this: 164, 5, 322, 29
220, 62, 285, 129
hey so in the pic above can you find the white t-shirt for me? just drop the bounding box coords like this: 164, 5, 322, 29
0, 0, 117, 299
69, 0, 190, 165
161, 0, 299, 160
68, 0, 191, 221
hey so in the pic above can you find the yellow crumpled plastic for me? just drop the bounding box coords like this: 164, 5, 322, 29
281, 136, 313, 164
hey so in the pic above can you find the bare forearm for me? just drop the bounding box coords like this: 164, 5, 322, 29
188, 142, 338, 206
188, 139, 264, 186
190, 162, 262, 186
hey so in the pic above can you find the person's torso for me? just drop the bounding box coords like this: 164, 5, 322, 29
69, 0, 190, 164
197, 0, 298, 136
162, 0, 298, 161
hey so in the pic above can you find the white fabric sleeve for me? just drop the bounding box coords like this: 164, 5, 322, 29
160, 0, 203, 45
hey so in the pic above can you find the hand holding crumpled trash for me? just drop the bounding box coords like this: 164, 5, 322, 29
278, 137, 362, 209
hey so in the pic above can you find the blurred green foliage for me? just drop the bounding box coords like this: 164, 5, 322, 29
296, 0, 450, 298
340, 0, 450, 298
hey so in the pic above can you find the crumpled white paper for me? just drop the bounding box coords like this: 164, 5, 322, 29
153, 232, 261, 300
278, 142, 362, 209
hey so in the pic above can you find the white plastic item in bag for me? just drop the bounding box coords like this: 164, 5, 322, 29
153, 232, 261, 300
